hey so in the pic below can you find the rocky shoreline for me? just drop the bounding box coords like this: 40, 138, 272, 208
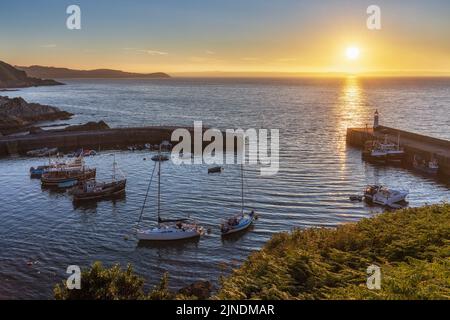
0, 95, 73, 135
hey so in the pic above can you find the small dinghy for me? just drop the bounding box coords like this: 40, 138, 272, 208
221, 164, 256, 236
136, 150, 203, 241
364, 185, 408, 208
151, 154, 169, 162
349, 195, 363, 201
208, 166, 223, 174
30, 165, 52, 178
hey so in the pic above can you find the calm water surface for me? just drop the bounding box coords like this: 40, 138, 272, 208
1, 77, 449, 299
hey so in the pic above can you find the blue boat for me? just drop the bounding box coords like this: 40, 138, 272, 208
57, 179, 79, 188
221, 212, 255, 235
29, 165, 51, 178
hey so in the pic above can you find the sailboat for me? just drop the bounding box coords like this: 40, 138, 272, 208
136, 150, 203, 241
220, 163, 256, 236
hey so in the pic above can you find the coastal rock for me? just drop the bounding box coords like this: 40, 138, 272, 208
0, 60, 63, 88
0, 95, 73, 135
63, 121, 110, 132
178, 281, 213, 299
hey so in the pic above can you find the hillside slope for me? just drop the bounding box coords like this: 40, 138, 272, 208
17, 65, 171, 79
0, 61, 63, 88
216, 204, 450, 299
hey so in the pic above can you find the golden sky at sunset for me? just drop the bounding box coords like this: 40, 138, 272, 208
1, 1, 450, 76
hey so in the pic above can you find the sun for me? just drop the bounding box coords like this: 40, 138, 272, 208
346, 47, 360, 60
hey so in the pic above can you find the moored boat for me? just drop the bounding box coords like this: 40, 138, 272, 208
364, 184, 408, 208
71, 155, 126, 201
208, 166, 223, 174
361, 141, 387, 163
151, 153, 169, 161
221, 164, 256, 236
41, 166, 96, 187
413, 154, 439, 175
136, 150, 203, 241
71, 179, 126, 201
26, 147, 59, 157
379, 135, 404, 163
30, 157, 83, 178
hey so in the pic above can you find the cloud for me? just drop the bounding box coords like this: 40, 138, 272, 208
40, 44, 57, 48
123, 48, 168, 55
205, 50, 215, 55
139, 49, 168, 55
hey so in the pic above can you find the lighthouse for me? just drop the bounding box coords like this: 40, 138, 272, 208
373, 109, 379, 129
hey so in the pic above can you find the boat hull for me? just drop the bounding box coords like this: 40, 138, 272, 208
72, 180, 126, 201
137, 227, 200, 241
221, 215, 254, 236
41, 169, 96, 187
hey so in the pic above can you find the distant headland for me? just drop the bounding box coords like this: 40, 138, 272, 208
0, 60, 63, 89
16, 65, 171, 79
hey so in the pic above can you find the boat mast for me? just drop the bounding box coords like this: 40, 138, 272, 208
157, 146, 161, 225
112, 154, 116, 181
241, 161, 244, 215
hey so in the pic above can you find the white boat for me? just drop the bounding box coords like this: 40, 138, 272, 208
137, 222, 202, 241
379, 134, 405, 162
221, 163, 256, 236
362, 141, 387, 163
364, 185, 408, 208
136, 149, 203, 241
413, 155, 439, 175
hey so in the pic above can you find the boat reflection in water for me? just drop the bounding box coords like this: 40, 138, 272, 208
72, 193, 127, 211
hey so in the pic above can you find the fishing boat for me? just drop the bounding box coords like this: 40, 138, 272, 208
364, 185, 408, 208
413, 155, 439, 175
71, 156, 126, 201
379, 134, 404, 163
30, 157, 83, 178
41, 166, 96, 187
136, 150, 203, 241
361, 141, 387, 163
221, 164, 256, 236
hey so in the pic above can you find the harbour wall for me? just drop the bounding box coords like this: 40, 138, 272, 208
346, 125, 450, 178
0, 126, 238, 157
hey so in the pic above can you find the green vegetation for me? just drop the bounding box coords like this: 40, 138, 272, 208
54, 204, 450, 300
216, 204, 450, 299
54, 262, 207, 300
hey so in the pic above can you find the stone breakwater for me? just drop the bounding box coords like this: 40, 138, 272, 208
346, 125, 450, 178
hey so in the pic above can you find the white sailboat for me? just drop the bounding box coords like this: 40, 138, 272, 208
136, 150, 203, 241
220, 163, 256, 236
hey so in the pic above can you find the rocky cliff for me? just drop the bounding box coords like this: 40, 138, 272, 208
0, 96, 72, 135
